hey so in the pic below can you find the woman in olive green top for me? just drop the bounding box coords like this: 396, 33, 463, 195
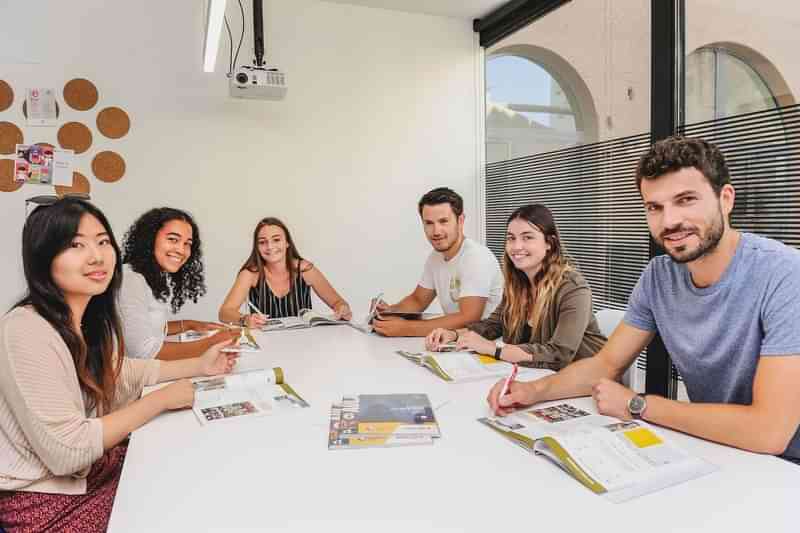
426, 204, 605, 370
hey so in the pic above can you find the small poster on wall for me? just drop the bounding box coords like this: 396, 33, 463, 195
26, 88, 57, 126
14, 144, 74, 186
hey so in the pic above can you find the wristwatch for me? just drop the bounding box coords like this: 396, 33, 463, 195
494, 340, 505, 360
627, 394, 648, 419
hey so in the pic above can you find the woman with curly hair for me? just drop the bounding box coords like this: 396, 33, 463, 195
119, 207, 237, 360
0, 198, 237, 532
219, 217, 352, 327
425, 204, 606, 370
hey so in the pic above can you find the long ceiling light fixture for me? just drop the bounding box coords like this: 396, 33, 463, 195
203, 0, 227, 72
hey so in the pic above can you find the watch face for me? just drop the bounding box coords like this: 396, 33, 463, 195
629, 395, 646, 415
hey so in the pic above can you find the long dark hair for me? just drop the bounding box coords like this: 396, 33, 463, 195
16, 198, 125, 415
502, 204, 573, 342
241, 217, 307, 288
122, 207, 206, 314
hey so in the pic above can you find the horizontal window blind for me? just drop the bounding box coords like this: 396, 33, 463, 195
680, 104, 800, 247
485, 132, 652, 316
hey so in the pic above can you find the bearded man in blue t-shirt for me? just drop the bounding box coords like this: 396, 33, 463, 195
487, 135, 800, 462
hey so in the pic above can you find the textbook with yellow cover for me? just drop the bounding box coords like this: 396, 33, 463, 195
396, 350, 529, 383
479, 403, 717, 503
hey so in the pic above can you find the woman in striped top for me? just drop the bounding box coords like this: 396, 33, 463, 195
219, 217, 352, 327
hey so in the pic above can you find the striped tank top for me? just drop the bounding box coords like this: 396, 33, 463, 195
249, 269, 312, 318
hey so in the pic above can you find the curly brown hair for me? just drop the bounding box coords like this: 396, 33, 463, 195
636, 135, 730, 195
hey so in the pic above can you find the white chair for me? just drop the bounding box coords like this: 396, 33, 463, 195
595, 308, 634, 388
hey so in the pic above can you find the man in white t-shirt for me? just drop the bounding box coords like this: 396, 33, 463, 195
373, 187, 503, 337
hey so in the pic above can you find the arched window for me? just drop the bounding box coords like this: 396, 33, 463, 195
685, 46, 780, 123
485, 50, 595, 163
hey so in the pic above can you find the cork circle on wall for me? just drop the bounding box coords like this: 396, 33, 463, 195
0, 159, 23, 192
92, 151, 126, 182
63, 78, 99, 111
0, 81, 13, 112
0, 121, 23, 155
57, 122, 93, 154
55, 171, 91, 197
97, 107, 130, 139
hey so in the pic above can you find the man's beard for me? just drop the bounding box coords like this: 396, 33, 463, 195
660, 208, 725, 264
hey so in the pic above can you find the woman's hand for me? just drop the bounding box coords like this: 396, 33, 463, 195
333, 302, 352, 321
157, 379, 195, 410
199, 338, 239, 377
425, 328, 458, 351
244, 313, 268, 329
455, 330, 496, 355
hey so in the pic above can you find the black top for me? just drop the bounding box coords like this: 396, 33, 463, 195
249, 270, 312, 318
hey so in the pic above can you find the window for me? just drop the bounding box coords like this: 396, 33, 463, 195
486, 54, 583, 163
686, 46, 779, 123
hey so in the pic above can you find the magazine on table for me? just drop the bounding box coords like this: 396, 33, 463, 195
479, 402, 718, 503
327, 393, 441, 450
221, 327, 261, 353
191, 367, 308, 426
260, 308, 350, 331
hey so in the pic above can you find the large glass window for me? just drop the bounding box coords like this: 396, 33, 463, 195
685, 47, 779, 123
486, 55, 582, 163
482, 1, 652, 393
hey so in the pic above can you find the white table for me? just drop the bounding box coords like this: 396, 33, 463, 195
108, 326, 798, 532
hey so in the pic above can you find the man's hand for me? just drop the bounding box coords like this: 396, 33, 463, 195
487, 379, 540, 416
592, 378, 637, 420
372, 315, 412, 337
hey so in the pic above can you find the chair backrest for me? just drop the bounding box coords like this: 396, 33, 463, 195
595, 308, 633, 387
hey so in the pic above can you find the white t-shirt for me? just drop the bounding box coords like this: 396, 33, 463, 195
419, 238, 503, 319
118, 264, 169, 359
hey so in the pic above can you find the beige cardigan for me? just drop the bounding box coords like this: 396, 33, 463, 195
0, 307, 160, 495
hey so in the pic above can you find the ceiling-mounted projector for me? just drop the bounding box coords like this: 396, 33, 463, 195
219, 0, 287, 101
230, 65, 287, 100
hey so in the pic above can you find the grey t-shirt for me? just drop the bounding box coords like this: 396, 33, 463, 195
624, 232, 800, 460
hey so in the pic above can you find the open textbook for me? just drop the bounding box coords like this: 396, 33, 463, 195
261, 308, 350, 331
479, 403, 717, 503
192, 367, 309, 426
328, 393, 441, 450
397, 350, 536, 383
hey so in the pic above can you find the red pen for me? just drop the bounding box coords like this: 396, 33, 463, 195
499, 363, 518, 399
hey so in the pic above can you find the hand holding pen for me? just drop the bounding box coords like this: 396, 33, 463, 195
244, 301, 269, 328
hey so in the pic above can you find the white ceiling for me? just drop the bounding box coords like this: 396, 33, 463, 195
321, 0, 510, 21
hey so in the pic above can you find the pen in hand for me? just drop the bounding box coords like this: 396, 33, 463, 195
498, 363, 519, 400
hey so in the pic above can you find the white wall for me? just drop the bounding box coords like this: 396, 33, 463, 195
0, 0, 479, 320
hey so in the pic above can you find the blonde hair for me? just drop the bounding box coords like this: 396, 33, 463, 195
502, 204, 573, 342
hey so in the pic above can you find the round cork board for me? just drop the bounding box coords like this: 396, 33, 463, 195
57, 122, 93, 154
22, 100, 60, 119
55, 171, 91, 196
96, 107, 130, 139
63, 78, 99, 111
0, 159, 23, 192
0, 122, 23, 155
92, 151, 126, 182
0, 81, 13, 112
